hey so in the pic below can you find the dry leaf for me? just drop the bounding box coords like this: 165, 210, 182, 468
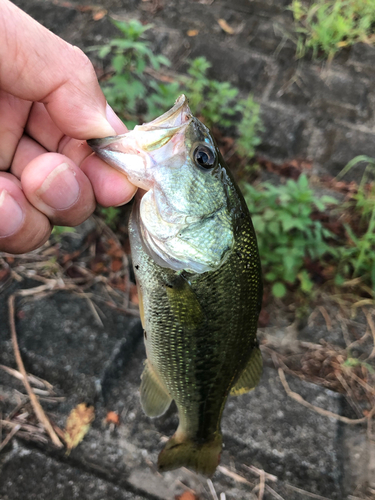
64, 403, 95, 452
217, 18, 235, 35
93, 9, 107, 21
105, 411, 120, 426
175, 492, 199, 500
111, 258, 123, 272
187, 29, 199, 37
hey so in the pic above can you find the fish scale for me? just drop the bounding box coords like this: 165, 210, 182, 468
130, 164, 261, 443
87, 95, 263, 476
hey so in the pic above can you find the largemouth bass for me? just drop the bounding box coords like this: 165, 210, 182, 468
88, 95, 262, 476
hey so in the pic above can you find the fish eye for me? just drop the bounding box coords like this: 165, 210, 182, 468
193, 145, 216, 170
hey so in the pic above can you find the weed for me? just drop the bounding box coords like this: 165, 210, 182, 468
98, 206, 121, 229
343, 355, 375, 374
290, 0, 375, 61
91, 22, 263, 158
180, 57, 263, 158
51, 226, 75, 237
236, 96, 264, 160
180, 57, 241, 128
243, 174, 337, 297
90, 19, 175, 126
334, 156, 375, 290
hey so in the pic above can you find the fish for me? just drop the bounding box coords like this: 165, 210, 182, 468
87, 95, 263, 476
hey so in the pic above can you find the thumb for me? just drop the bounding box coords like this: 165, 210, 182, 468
0, 0, 115, 139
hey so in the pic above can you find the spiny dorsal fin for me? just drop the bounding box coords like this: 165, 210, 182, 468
140, 360, 172, 417
230, 346, 263, 396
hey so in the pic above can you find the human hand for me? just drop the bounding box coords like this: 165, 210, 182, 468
0, 0, 137, 254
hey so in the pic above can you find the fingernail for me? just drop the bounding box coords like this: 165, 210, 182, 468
97, 113, 117, 137
37, 163, 80, 210
0, 190, 24, 237
106, 103, 127, 133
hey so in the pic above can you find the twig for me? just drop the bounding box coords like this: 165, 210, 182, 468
73, 291, 104, 327
207, 479, 219, 500
174, 480, 197, 494
0, 424, 21, 452
285, 483, 332, 500
318, 306, 332, 331
0, 364, 53, 390
258, 469, 265, 500
265, 485, 285, 500
217, 465, 252, 485
347, 496, 369, 500
8, 294, 63, 448
244, 464, 278, 482
364, 309, 375, 359
278, 368, 373, 425
0, 419, 49, 435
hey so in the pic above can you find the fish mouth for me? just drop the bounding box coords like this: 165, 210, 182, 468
87, 95, 192, 154
86, 95, 193, 190
137, 94, 192, 130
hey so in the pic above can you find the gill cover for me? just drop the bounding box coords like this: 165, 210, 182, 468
88, 95, 234, 273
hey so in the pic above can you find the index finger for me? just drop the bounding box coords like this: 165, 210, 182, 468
0, 0, 115, 140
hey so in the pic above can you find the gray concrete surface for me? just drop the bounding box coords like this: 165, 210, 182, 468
1, 1, 375, 499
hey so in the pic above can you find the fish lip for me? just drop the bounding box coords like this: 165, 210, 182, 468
87, 95, 192, 155
137, 94, 191, 131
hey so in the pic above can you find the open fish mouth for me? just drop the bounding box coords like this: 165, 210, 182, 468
87, 95, 192, 153
136, 94, 192, 130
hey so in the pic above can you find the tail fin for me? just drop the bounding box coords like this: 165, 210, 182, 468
158, 432, 222, 476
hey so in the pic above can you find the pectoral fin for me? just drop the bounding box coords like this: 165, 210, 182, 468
140, 361, 172, 417
137, 282, 145, 328
230, 346, 263, 396
165, 276, 204, 329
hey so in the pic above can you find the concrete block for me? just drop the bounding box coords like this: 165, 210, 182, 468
0, 446, 149, 500
312, 124, 375, 179
1, 290, 141, 408
222, 367, 343, 498
270, 64, 371, 123
257, 104, 310, 161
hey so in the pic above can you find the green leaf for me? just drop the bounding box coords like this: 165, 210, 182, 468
298, 270, 313, 293
272, 282, 287, 298
112, 54, 126, 73
334, 273, 345, 286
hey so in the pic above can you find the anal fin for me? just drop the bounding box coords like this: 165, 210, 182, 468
230, 345, 263, 396
140, 360, 172, 417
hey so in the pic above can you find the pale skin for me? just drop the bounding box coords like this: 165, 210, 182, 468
0, 0, 137, 254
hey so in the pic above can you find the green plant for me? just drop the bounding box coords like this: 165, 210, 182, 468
98, 206, 121, 229
291, 0, 375, 61
180, 57, 263, 158
243, 174, 337, 297
236, 96, 264, 160
90, 19, 175, 126
92, 21, 264, 157
334, 156, 375, 289
342, 355, 375, 374
181, 57, 240, 128
52, 226, 75, 236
